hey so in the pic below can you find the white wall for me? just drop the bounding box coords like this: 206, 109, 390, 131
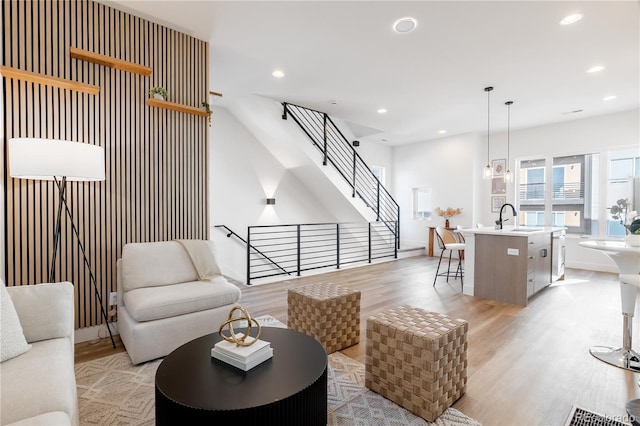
210, 106, 337, 281
211, 97, 637, 275
391, 108, 638, 272
332, 117, 394, 189
393, 132, 478, 248
475, 108, 639, 273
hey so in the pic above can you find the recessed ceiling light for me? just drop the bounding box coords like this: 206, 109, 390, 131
438, 130, 447, 134
603, 95, 617, 101
560, 14, 582, 25
377, 108, 387, 114
393, 17, 417, 33
587, 65, 605, 73
272, 70, 285, 78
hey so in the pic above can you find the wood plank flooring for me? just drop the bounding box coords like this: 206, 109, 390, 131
75, 256, 637, 425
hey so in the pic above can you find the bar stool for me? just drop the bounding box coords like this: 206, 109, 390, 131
590, 273, 640, 371
433, 227, 464, 290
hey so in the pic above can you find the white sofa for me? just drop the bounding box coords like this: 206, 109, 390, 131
0, 282, 78, 425
117, 240, 242, 364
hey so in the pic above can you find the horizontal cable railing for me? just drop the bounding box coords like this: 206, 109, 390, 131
247, 221, 397, 284
520, 182, 585, 201
214, 225, 291, 277
282, 102, 400, 249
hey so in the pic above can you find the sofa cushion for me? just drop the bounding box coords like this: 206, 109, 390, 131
8, 282, 74, 343
0, 284, 31, 362
0, 338, 76, 425
123, 277, 241, 322
122, 241, 200, 291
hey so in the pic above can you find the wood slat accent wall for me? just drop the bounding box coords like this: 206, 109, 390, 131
2, 0, 209, 329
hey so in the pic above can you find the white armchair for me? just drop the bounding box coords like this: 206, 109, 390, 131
117, 240, 242, 365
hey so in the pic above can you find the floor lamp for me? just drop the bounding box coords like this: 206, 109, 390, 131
8, 137, 115, 348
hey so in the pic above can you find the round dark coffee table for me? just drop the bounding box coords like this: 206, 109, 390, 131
155, 327, 327, 425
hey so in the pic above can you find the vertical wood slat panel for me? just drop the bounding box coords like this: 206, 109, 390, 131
3, 0, 209, 329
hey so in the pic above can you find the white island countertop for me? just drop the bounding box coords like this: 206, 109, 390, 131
460, 226, 566, 236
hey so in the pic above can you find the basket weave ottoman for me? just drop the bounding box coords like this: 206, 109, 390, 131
365, 306, 468, 422
287, 283, 360, 354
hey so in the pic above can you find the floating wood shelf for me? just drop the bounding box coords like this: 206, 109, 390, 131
0, 65, 100, 95
146, 98, 209, 117
70, 47, 152, 76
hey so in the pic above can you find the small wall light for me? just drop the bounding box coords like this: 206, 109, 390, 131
266, 198, 276, 205
352, 140, 360, 147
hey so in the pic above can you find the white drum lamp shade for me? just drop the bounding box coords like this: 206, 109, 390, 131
9, 138, 105, 181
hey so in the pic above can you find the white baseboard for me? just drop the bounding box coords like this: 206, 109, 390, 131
566, 261, 618, 274
75, 322, 119, 343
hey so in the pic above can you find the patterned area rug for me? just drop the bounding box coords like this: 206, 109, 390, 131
75, 315, 480, 425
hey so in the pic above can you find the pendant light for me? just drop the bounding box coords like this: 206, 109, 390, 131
504, 101, 513, 183
483, 87, 494, 179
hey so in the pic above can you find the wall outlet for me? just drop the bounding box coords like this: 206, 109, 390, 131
109, 292, 117, 306
507, 248, 519, 256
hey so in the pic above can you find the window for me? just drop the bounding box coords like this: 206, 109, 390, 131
519, 155, 596, 234
607, 150, 640, 237
413, 188, 432, 220
371, 166, 386, 187
518, 158, 546, 227
551, 155, 593, 234
516, 146, 639, 238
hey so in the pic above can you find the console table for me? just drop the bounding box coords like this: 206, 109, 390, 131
155, 327, 328, 425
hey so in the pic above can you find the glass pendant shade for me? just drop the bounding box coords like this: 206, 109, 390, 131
504, 169, 513, 182
483, 164, 492, 179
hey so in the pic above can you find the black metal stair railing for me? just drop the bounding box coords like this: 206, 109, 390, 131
246, 221, 397, 284
282, 102, 400, 249
214, 225, 291, 277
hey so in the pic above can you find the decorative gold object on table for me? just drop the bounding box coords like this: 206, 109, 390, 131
213, 305, 273, 371
218, 305, 262, 347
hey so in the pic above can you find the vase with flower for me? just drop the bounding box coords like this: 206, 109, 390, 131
610, 198, 640, 246
434, 207, 463, 228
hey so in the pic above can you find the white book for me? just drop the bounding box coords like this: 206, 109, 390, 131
214, 335, 271, 362
211, 346, 274, 371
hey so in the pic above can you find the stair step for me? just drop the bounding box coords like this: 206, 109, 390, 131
397, 245, 426, 258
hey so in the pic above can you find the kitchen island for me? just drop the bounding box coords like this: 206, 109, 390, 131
460, 226, 566, 306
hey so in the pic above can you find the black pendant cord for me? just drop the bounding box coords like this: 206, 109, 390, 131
52, 177, 116, 349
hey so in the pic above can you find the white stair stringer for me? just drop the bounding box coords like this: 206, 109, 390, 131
224, 94, 378, 224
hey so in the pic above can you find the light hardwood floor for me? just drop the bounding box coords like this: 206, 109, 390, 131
75, 256, 637, 425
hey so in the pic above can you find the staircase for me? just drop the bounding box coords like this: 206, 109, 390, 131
282, 102, 400, 248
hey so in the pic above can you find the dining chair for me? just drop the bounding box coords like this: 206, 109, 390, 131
433, 226, 465, 290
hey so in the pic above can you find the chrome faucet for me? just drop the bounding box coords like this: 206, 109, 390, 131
499, 203, 517, 230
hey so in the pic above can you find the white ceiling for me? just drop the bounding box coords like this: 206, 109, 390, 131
103, 1, 639, 146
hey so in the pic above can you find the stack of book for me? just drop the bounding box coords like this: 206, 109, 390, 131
211, 334, 273, 371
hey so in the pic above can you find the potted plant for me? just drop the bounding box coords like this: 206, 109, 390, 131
610, 198, 640, 246
434, 207, 462, 228
201, 101, 212, 126
149, 86, 167, 100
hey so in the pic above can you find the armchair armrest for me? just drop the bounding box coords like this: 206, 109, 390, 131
8, 282, 74, 344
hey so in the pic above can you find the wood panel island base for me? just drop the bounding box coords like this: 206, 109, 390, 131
460, 227, 566, 306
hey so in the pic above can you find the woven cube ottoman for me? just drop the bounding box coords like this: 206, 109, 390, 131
365, 306, 468, 422
287, 283, 360, 354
